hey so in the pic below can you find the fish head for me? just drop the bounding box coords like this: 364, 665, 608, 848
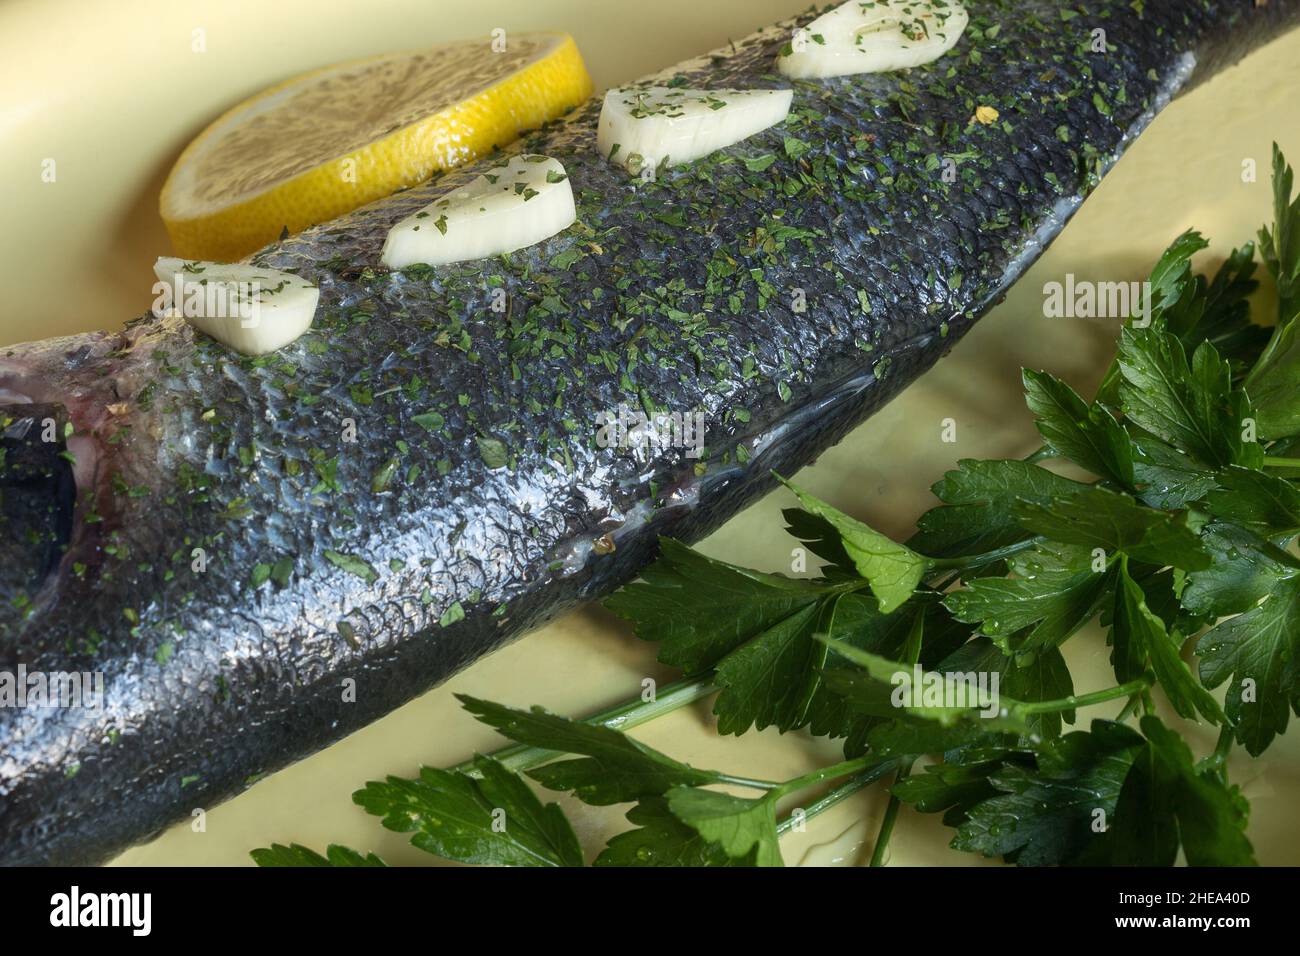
0, 403, 77, 636
0, 327, 176, 651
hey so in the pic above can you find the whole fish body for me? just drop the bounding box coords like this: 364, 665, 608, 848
1, 0, 1297, 865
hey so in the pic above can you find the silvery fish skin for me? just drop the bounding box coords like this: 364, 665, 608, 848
1, 0, 1297, 865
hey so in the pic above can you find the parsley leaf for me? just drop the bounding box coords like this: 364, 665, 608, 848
779, 478, 930, 612
410, 410, 444, 432
322, 549, 378, 584
1203, 465, 1300, 536
714, 592, 963, 740
782, 507, 856, 575
1083, 716, 1254, 865
664, 787, 783, 867
1095, 230, 1207, 407
1195, 548, 1300, 755
892, 759, 1008, 826
456, 696, 716, 804
1257, 142, 1300, 324
1096, 231, 1265, 401
710, 600, 826, 735
1245, 321, 1300, 440
1113, 559, 1223, 725
862, 718, 1004, 760
741, 153, 777, 173
250, 843, 386, 867
1178, 242, 1268, 370
352, 755, 583, 866
476, 436, 509, 469
818, 638, 1030, 734
1022, 369, 1133, 487
1118, 326, 1262, 469
1013, 485, 1210, 570
908, 459, 1086, 559
1130, 435, 1219, 510
945, 542, 1113, 655
595, 797, 755, 866
949, 721, 1144, 865
605, 538, 824, 673
1148, 230, 1211, 316
607, 535, 926, 737
1222, 146, 1294, 437
938, 636, 1076, 739
929, 717, 1254, 866
1182, 522, 1300, 619
818, 598, 971, 754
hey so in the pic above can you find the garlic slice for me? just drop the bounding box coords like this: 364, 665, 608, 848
778, 0, 969, 79
597, 86, 793, 173
152, 258, 319, 356
381, 154, 576, 269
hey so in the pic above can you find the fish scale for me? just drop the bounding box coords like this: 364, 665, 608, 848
1, 0, 1297, 864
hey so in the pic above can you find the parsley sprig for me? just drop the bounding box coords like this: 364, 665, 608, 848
255, 145, 1300, 868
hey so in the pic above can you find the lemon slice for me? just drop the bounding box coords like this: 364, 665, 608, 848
160, 33, 593, 262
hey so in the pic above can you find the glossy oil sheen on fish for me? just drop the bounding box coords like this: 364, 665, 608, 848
1, 0, 1297, 864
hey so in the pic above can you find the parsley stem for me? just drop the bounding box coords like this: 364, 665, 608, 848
453, 672, 719, 777
1263, 456, 1300, 469
869, 759, 914, 867
1115, 694, 1143, 722
869, 797, 902, 867
774, 754, 879, 796
710, 772, 782, 791
1214, 724, 1235, 762
1197, 725, 1236, 779
1013, 676, 1153, 716
776, 759, 899, 836
929, 536, 1041, 570
1023, 444, 1053, 464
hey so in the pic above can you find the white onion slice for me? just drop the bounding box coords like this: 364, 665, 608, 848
778, 0, 969, 79
382, 154, 576, 269
597, 86, 793, 173
153, 257, 319, 356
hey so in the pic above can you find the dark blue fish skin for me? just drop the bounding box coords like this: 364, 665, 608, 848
1, 1, 1297, 865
